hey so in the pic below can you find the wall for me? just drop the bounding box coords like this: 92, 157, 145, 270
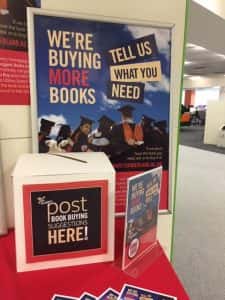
184, 75, 225, 89
0, 0, 187, 259
194, 87, 220, 107
188, 1, 225, 56
194, 0, 225, 20
204, 100, 225, 145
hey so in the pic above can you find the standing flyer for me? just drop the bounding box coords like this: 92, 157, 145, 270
28, 8, 171, 213
122, 167, 162, 270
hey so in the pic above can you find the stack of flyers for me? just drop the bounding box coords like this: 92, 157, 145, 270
52, 284, 176, 300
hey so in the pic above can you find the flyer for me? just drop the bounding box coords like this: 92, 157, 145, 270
80, 293, 97, 300
119, 284, 177, 300
98, 288, 119, 300
122, 167, 162, 270
28, 8, 171, 212
52, 294, 77, 300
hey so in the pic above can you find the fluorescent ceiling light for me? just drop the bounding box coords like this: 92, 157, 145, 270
186, 43, 196, 48
193, 45, 206, 51
184, 61, 192, 65
189, 76, 202, 80
216, 53, 225, 59
183, 74, 189, 77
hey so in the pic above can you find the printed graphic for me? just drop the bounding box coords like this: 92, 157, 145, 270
52, 295, 77, 300
98, 288, 119, 300
80, 293, 97, 300
28, 10, 171, 211
122, 167, 162, 270
119, 284, 177, 300
23, 180, 108, 263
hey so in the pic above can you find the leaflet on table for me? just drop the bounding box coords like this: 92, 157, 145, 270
52, 294, 77, 300
122, 167, 162, 270
80, 293, 97, 300
28, 8, 171, 213
119, 284, 177, 300
52, 284, 176, 300
98, 288, 119, 300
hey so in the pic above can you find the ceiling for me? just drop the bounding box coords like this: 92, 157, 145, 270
184, 43, 225, 77
184, 1, 225, 78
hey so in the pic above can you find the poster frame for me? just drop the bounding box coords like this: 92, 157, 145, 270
27, 7, 175, 214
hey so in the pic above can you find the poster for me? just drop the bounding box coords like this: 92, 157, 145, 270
28, 9, 171, 213
23, 180, 108, 263
0, 0, 39, 105
122, 167, 162, 270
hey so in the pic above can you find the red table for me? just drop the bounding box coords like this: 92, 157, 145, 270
0, 219, 189, 300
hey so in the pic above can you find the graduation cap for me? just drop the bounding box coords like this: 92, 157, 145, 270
118, 105, 135, 117
155, 120, 167, 129
80, 116, 94, 126
57, 124, 71, 139
142, 115, 155, 125
40, 118, 55, 132
98, 115, 115, 128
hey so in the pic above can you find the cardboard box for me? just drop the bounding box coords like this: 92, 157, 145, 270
13, 152, 115, 272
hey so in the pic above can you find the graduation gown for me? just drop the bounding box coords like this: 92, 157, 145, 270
72, 131, 89, 152
110, 123, 134, 155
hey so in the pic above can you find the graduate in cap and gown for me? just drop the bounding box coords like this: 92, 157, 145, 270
38, 118, 55, 153
110, 105, 144, 155
141, 115, 158, 146
56, 124, 73, 152
71, 116, 94, 152
154, 120, 169, 169
90, 115, 115, 153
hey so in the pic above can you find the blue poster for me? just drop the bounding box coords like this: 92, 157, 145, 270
29, 9, 171, 212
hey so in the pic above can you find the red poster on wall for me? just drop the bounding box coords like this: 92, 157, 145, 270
0, 0, 39, 105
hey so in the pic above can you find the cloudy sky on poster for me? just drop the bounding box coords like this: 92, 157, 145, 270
34, 15, 171, 136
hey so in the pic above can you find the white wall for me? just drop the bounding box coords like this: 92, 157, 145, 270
188, 1, 225, 56
194, 0, 225, 20
194, 87, 220, 107
1, 0, 187, 259
204, 100, 225, 145
184, 75, 225, 89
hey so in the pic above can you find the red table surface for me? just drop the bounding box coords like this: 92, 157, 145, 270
0, 218, 189, 300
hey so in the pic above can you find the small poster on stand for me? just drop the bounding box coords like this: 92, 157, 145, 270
122, 167, 162, 270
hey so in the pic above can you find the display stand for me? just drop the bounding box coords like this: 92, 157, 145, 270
122, 241, 163, 279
